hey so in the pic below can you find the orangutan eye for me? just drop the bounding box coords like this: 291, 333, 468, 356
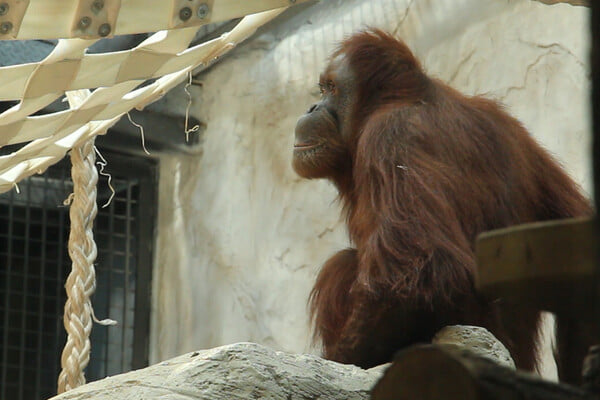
318, 81, 335, 95
318, 83, 326, 94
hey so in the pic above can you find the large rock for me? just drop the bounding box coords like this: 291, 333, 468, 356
50, 327, 515, 399
49, 343, 385, 400
433, 325, 516, 369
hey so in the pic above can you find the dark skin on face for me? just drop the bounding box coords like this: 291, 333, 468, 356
290, 29, 593, 383
292, 55, 356, 181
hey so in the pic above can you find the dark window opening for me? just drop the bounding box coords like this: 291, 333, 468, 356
0, 151, 156, 400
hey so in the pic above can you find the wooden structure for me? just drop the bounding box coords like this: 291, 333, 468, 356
477, 218, 599, 384
371, 345, 596, 400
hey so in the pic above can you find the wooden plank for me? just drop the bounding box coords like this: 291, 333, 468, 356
475, 217, 599, 316
371, 344, 596, 400
8, 0, 309, 40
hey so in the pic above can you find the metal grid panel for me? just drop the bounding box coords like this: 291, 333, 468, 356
90, 178, 139, 377
0, 151, 156, 399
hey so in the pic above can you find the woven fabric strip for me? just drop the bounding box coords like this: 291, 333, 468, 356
0, 7, 286, 193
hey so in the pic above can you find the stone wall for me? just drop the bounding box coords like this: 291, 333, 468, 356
150, 0, 591, 379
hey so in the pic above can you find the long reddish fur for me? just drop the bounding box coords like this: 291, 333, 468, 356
309, 30, 593, 377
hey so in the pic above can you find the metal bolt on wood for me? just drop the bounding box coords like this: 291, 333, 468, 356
197, 3, 209, 19
179, 7, 192, 21
78, 17, 91, 29
0, 21, 12, 34
91, 0, 104, 14
98, 23, 111, 37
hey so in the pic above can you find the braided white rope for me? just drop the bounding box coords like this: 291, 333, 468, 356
58, 137, 98, 393
57, 90, 98, 393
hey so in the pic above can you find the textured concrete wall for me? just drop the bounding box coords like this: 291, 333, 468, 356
150, 0, 591, 379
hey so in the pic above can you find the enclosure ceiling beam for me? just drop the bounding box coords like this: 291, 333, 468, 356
0, 0, 309, 40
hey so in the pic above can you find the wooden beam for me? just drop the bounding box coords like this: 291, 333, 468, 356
1, 0, 310, 40
371, 345, 596, 400
475, 217, 598, 317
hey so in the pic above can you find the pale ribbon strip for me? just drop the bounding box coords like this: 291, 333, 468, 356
0, 8, 286, 194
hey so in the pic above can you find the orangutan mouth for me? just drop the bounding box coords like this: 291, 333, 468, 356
294, 142, 323, 151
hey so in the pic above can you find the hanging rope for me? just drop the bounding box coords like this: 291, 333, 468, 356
56, 89, 99, 394
57, 136, 98, 393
